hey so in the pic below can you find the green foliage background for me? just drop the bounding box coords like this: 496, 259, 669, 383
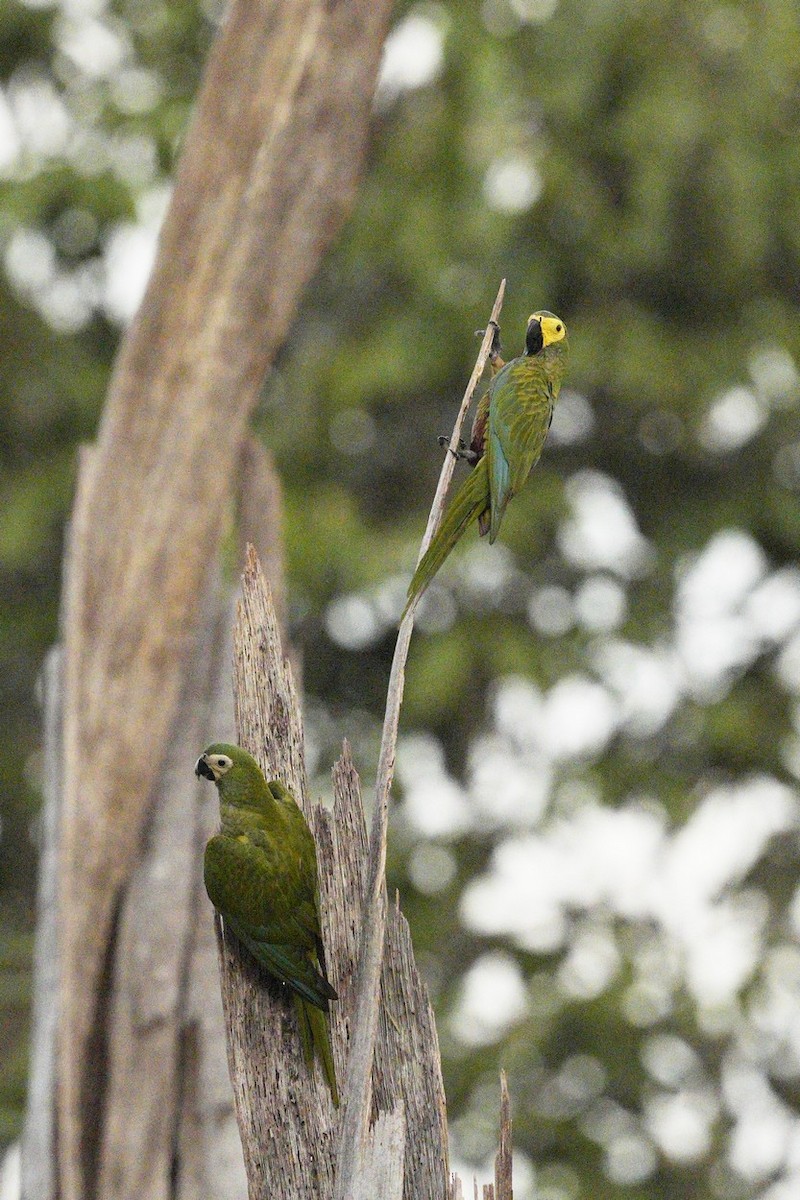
3, 0, 800, 1195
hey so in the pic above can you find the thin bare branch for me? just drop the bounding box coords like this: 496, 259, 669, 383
334, 280, 507, 1197
414, 279, 508, 572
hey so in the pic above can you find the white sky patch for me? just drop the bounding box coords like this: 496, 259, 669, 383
749, 345, 799, 408
776, 629, 800, 693
676, 529, 766, 618
642, 1033, 703, 1088
699, 385, 768, 452
749, 944, 800, 1079
0, 89, 20, 172
541, 674, 619, 762
574, 574, 628, 633
58, 0, 109, 15
396, 732, 473, 838
462, 804, 666, 951
468, 733, 552, 827
591, 639, 682, 736
645, 1089, 717, 1162
397, 730, 447, 780
110, 66, 163, 115
0, 1145, 20, 1200
724, 1061, 795, 1182
5, 227, 56, 294
324, 593, 382, 651
407, 842, 457, 894
449, 951, 528, 1046
680, 892, 768, 1006
376, 12, 445, 105
558, 470, 653, 578
458, 540, 521, 606
101, 184, 169, 324
557, 805, 668, 918
4, 225, 100, 332
549, 388, 595, 446
510, 0, 559, 22
527, 583, 574, 637
648, 777, 797, 1003
108, 132, 158, 187
329, 407, 377, 457
403, 775, 473, 838
136, 182, 171, 232
623, 939, 681, 1027
102, 223, 155, 321
483, 154, 542, 214
581, 1099, 657, 1183
7, 74, 72, 159
744, 567, 800, 643
662, 779, 797, 909
674, 529, 768, 697
604, 1134, 658, 1185
463, 776, 798, 1006
461, 835, 569, 952
674, 613, 760, 699
557, 921, 620, 1000
37, 272, 94, 333
56, 15, 128, 78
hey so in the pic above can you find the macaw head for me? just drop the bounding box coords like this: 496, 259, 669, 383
194, 744, 235, 781
525, 311, 567, 356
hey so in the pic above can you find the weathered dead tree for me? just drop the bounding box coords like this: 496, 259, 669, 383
21, 1, 394, 1197
221, 549, 513, 1199
23, 445, 292, 1200
21, 0, 519, 1185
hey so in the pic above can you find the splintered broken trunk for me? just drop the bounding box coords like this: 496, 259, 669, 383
25, 539, 514, 1200
215, 547, 513, 1199
217, 548, 448, 1197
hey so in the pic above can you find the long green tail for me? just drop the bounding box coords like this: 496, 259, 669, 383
404, 458, 489, 615
294, 993, 339, 1107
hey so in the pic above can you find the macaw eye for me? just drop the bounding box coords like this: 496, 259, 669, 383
216, 758, 227, 766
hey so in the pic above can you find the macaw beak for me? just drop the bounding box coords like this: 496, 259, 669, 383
195, 755, 215, 780
525, 317, 544, 356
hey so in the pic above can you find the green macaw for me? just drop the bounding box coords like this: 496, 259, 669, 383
405, 311, 569, 614
195, 743, 339, 1106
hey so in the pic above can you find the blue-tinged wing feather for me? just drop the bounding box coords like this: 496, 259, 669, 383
487, 357, 554, 542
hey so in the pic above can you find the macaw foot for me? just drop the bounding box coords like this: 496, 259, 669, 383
437, 435, 482, 465
475, 318, 503, 363
438, 435, 468, 460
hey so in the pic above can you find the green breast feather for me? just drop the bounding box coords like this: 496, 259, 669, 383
196, 743, 339, 1105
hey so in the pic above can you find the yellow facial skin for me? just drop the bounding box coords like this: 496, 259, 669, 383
529, 311, 567, 347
